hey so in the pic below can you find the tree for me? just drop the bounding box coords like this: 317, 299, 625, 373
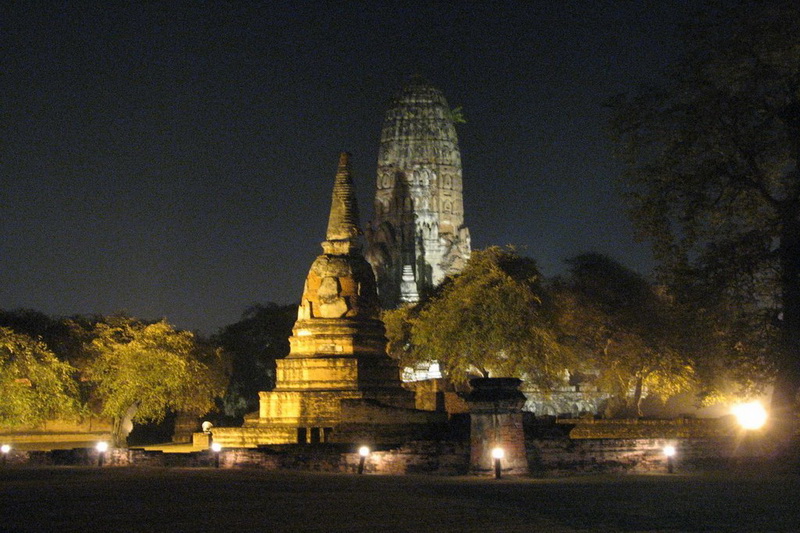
0, 309, 93, 365
382, 304, 415, 367
211, 303, 295, 421
86, 317, 227, 446
0, 327, 81, 426
387, 246, 572, 387
554, 254, 696, 416
610, 0, 800, 422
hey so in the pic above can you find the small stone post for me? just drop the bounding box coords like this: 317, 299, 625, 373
466, 377, 529, 476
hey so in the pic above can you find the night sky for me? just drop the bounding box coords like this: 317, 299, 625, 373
2, 1, 692, 334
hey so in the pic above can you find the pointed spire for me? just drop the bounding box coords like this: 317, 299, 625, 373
408, 73, 428, 86
325, 152, 362, 248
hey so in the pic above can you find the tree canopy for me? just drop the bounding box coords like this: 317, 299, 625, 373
386, 246, 572, 387
86, 317, 227, 446
211, 303, 295, 421
0, 309, 93, 365
0, 327, 81, 426
610, 0, 800, 417
554, 254, 695, 416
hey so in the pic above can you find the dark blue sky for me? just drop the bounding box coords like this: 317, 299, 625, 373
2, 1, 691, 333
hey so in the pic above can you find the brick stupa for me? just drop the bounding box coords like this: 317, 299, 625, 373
242, 153, 414, 444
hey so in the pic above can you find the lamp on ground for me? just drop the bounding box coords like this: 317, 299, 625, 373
732, 401, 768, 430
492, 447, 505, 479
96, 441, 109, 467
211, 442, 222, 468
663, 445, 676, 474
1, 444, 10, 466
358, 446, 370, 475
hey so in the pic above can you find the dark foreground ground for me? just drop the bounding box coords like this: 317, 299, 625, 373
1, 467, 798, 532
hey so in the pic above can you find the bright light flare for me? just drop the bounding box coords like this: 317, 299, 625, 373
732, 401, 768, 430
96, 441, 109, 453
211, 442, 222, 452
663, 445, 676, 457
491, 447, 505, 460
1, 444, 10, 454
358, 446, 370, 457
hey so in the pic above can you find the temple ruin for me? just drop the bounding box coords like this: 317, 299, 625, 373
366, 76, 471, 308
211, 153, 437, 447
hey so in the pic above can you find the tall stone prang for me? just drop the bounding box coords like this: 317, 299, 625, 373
249, 153, 414, 444
366, 76, 471, 307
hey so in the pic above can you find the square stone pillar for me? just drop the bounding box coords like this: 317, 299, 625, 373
466, 378, 529, 476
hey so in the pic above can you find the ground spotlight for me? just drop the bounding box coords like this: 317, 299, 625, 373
211, 442, 222, 468
732, 401, 768, 430
663, 445, 676, 474
96, 441, 109, 467
492, 447, 505, 479
358, 446, 370, 474
1, 444, 10, 466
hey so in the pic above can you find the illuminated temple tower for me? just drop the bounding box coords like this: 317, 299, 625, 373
366, 77, 471, 307
241, 153, 414, 444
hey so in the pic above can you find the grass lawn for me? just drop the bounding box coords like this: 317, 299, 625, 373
1, 467, 798, 532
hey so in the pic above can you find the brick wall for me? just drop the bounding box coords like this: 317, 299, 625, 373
1, 435, 783, 475
560, 417, 739, 439
527, 436, 777, 475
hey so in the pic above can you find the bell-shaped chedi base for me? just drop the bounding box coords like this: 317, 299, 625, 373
237, 153, 414, 445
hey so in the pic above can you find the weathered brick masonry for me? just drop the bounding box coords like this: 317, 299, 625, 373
2, 434, 784, 475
